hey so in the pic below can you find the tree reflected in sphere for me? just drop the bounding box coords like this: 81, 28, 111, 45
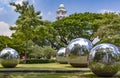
66, 38, 93, 67
89, 43, 120, 77
56, 47, 67, 64
0, 48, 19, 68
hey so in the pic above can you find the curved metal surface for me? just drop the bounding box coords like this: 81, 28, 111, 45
89, 43, 120, 77
0, 48, 19, 68
56, 47, 68, 64
66, 38, 93, 67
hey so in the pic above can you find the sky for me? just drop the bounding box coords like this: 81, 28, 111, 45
0, 0, 120, 36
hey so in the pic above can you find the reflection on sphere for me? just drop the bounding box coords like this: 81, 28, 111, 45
0, 48, 19, 68
66, 38, 93, 67
56, 47, 67, 64
89, 43, 120, 77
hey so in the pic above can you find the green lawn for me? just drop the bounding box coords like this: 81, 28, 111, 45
0, 63, 89, 70
1, 72, 120, 78
0, 72, 91, 78
0, 63, 120, 78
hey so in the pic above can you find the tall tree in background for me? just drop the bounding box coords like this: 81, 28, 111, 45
50, 12, 120, 49
51, 12, 104, 49
10, 1, 42, 63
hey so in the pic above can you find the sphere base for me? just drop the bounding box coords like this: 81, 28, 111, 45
2, 64, 17, 68
70, 63, 88, 67
59, 61, 68, 64
92, 70, 117, 77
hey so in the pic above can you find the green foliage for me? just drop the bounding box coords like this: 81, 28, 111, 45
50, 12, 120, 49
50, 12, 105, 49
29, 44, 43, 58
42, 46, 56, 59
33, 20, 54, 47
9, 1, 46, 59
10, 1, 42, 40
20, 59, 56, 64
9, 1, 54, 58
1, 1, 119, 59
0, 36, 12, 50
94, 12, 120, 46
29, 46, 56, 59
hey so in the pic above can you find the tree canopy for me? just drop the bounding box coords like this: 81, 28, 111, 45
94, 12, 120, 46
50, 12, 118, 49
0, 1, 120, 59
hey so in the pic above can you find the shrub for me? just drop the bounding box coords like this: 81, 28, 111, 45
20, 59, 56, 64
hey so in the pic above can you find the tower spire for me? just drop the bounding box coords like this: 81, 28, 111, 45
56, 4, 67, 20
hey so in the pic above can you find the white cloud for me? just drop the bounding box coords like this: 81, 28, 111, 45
14, 0, 25, 5
0, 0, 35, 5
14, 0, 35, 5
9, 0, 35, 10
8, 0, 26, 11
0, 0, 36, 11
99, 9, 120, 14
0, 21, 14, 37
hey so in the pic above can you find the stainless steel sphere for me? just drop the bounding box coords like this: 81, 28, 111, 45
56, 47, 68, 64
89, 43, 120, 77
66, 38, 93, 67
0, 48, 19, 68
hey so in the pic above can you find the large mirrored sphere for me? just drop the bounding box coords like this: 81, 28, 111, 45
56, 47, 68, 64
0, 48, 19, 68
66, 38, 93, 67
89, 43, 120, 77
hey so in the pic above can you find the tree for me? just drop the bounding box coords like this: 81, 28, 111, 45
50, 12, 105, 49
94, 12, 120, 47
43, 46, 56, 59
0, 36, 12, 50
10, 1, 42, 63
10, 1, 42, 40
32, 20, 54, 47
29, 45, 43, 59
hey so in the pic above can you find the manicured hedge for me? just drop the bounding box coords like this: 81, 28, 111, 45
20, 59, 56, 64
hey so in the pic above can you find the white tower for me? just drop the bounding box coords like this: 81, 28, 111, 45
56, 4, 67, 20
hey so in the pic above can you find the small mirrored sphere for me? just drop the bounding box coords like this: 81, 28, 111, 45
89, 43, 120, 77
66, 38, 93, 67
0, 48, 19, 68
56, 47, 68, 64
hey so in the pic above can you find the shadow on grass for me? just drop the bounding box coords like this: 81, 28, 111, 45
80, 72, 120, 78
65, 65, 89, 68
0, 67, 21, 69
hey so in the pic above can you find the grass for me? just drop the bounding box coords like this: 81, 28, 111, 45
0, 63, 90, 78
1, 72, 120, 78
0, 63, 90, 70
0, 71, 98, 78
0, 63, 120, 78
0, 73, 82, 78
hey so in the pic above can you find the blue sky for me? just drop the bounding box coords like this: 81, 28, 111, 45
0, 0, 120, 36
